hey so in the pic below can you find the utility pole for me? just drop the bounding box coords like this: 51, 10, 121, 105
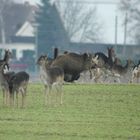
114, 15, 118, 49
34, 24, 38, 73
123, 12, 128, 57
0, 15, 6, 44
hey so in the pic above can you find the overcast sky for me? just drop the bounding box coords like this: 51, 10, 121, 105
20, 0, 125, 44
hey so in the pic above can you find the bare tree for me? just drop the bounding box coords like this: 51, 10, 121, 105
55, 0, 102, 43
0, 0, 13, 43
119, 0, 140, 44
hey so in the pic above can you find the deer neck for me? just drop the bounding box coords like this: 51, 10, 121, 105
3, 53, 8, 62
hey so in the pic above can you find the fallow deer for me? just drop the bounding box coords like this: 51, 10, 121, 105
0, 49, 12, 105
0, 49, 12, 73
111, 59, 134, 83
0, 61, 10, 105
37, 55, 64, 106
50, 52, 97, 82
131, 60, 140, 83
8, 71, 30, 108
93, 47, 115, 83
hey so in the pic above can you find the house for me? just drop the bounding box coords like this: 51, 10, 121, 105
0, 1, 36, 43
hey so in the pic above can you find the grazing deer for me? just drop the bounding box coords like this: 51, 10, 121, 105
37, 55, 64, 106
131, 60, 140, 83
8, 71, 29, 108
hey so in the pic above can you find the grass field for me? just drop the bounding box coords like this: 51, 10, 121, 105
0, 83, 140, 140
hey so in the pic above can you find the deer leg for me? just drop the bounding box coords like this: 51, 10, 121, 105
136, 77, 139, 83
45, 85, 48, 106
45, 85, 51, 106
21, 92, 25, 108
89, 69, 92, 79
54, 85, 60, 106
59, 84, 63, 105
2, 89, 9, 106
10, 92, 14, 106
21, 88, 26, 108
2, 89, 6, 105
16, 91, 19, 108
5, 91, 8, 106
6, 89, 10, 106
44, 84, 48, 105
49, 85, 52, 106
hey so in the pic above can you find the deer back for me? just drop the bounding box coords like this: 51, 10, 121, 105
51, 52, 93, 74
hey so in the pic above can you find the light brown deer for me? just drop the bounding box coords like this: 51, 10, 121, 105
131, 61, 140, 83
37, 55, 64, 106
111, 59, 133, 83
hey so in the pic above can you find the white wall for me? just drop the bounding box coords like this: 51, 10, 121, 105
0, 43, 35, 59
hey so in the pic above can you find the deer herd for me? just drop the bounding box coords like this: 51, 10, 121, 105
0, 48, 140, 108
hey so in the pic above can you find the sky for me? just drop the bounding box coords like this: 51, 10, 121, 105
19, 0, 125, 44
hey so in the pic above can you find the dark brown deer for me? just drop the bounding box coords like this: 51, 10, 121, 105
93, 47, 115, 83
37, 55, 64, 106
95, 47, 115, 69
0, 61, 10, 105
8, 71, 30, 108
50, 52, 97, 82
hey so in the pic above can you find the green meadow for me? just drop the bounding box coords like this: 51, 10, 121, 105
0, 83, 140, 140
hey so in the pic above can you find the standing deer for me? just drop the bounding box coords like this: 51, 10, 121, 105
8, 71, 29, 108
0, 61, 10, 105
50, 52, 96, 82
111, 59, 134, 83
0, 49, 12, 73
37, 55, 64, 106
93, 47, 116, 83
0, 49, 12, 105
95, 47, 115, 69
131, 60, 140, 83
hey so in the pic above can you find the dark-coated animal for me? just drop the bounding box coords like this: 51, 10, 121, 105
95, 47, 115, 69
50, 52, 94, 82
92, 47, 115, 83
0, 61, 10, 105
8, 71, 29, 107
